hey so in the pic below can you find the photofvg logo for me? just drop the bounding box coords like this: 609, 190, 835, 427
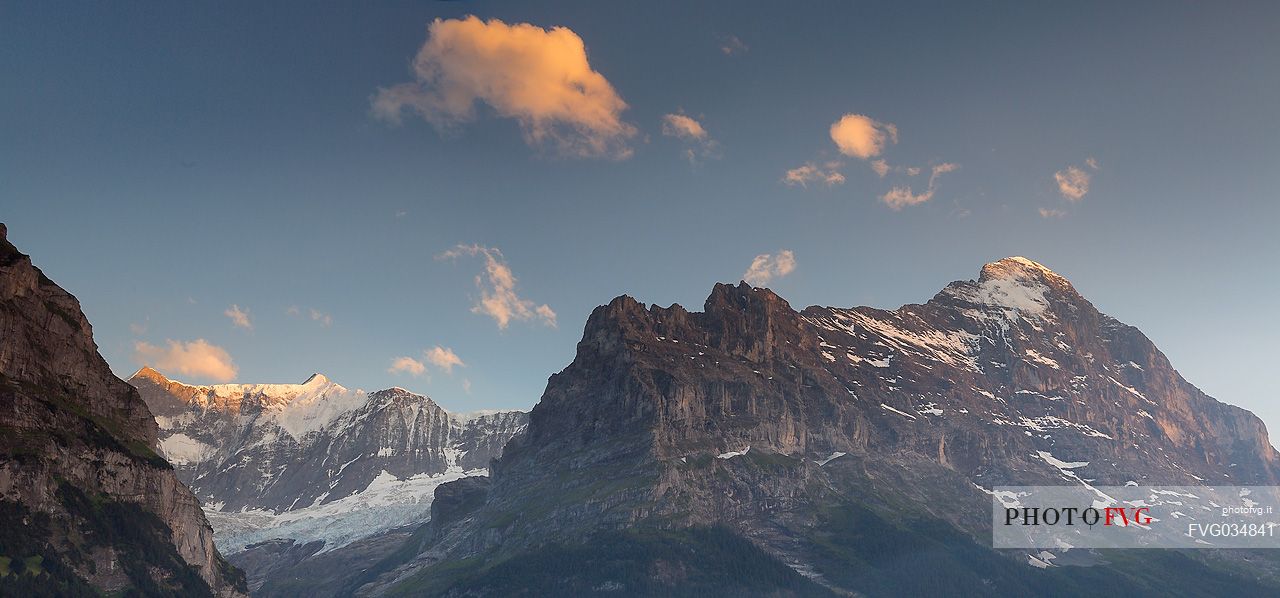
992, 486, 1280, 549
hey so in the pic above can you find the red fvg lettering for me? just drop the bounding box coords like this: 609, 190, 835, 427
1104, 507, 1152, 526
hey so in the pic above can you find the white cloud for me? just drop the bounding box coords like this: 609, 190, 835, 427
133, 339, 238, 383
829, 114, 897, 159
437, 244, 557, 329
879, 163, 959, 210
719, 34, 748, 56
743, 250, 797, 287
388, 356, 427, 377
783, 162, 845, 187
1054, 166, 1091, 201
1039, 207, 1067, 218
372, 16, 636, 159
426, 346, 465, 374
224, 304, 252, 331
309, 308, 333, 327
870, 159, 890, 178
287, 305, 332, 327
462, 379, 472, 394
661, 112, 719, 163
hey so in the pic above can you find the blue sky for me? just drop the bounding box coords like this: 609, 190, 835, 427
3, 1, 1278, 433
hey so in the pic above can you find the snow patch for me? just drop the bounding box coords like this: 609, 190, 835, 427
159, 433, 214, 465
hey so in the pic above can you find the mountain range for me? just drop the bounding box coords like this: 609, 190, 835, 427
4, 216, 1279, 597
127, 367, 527, 592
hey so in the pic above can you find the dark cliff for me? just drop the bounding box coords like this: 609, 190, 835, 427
0, 223, 247, 597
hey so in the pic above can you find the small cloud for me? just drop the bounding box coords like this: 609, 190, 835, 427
661, 113, 707, 141
224, 304, 253, 331
129, 318, 149, 336
395, 210, 408, 219
372, 16, 636, 159
535, 304, 557, 323
1085, 156, 1099, 170
426, 346, 465, 374
1054, 164, 1092, 201
309, 308, 333, 327
830, 114, 897, 160
388, 356, 427, 377
661, 112, 720, 163
462, 379, 472, 394
743, 250, 796, 287
930, 162, 959, 183
719, 34, 748, 56
879, 163, 959, 210
783, 162, 845, 187
870, 159, 890, 178
437, 244, 557, 329
1039, 207, 1068, 218
133, 339, 237, 383
287, 305, 332, 327
881, 186, 934, 210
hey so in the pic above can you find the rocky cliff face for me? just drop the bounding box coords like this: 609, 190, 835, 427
361, 257, 1280, 596
0, 223, 246, 597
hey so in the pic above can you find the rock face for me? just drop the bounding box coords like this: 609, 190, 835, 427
128, 367, 527, 593
361, 257, 1280, 596
0, 223, 246, 596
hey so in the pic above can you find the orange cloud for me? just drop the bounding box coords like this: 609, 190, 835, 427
879, 163, 959, 210
133, 339, 238, 383
437, 244, 557, 329
426, 346, 465, 373
388, 356, 427, 377
661, 112, 719, 163
830, 114, 897, 159
1054, 164, 1093, 201
783, 162, 845, 187
373, 16, 636, 159
661, 113, 707, 140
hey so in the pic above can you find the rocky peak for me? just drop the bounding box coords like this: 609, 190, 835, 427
130, 365, 170, 384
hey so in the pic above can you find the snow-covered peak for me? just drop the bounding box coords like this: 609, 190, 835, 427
302, 372, 330, 386
979, 257, 1068, 286
941, 257, 1073, 319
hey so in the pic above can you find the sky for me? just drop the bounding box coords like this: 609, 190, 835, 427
3, 1, 1279, 434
